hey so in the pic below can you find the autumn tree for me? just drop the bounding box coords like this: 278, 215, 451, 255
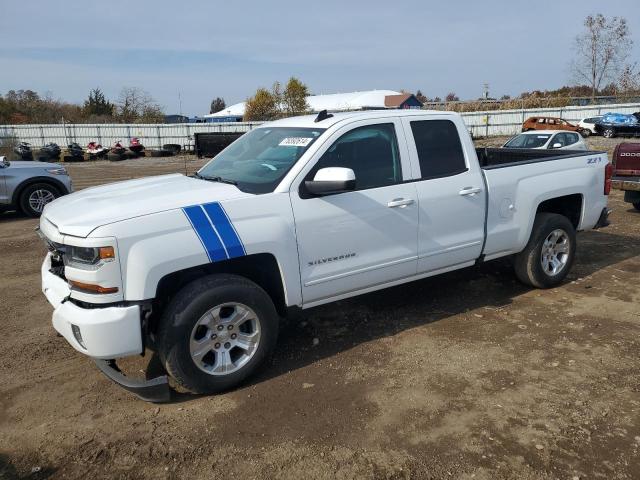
571, 14, 632, 98
282, 77, 310, 115
445, 92, 460, 102
210, 97, 226, 114
415, 90, 427, 103
243, 87, 280, 121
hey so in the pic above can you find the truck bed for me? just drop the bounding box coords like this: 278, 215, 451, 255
476, 148, 598, 169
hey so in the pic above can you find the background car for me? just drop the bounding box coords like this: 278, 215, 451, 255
578, 116, 603, 136
0, 156, 73, 217
502, 130, 588, 150
522, 116, 588, 137
594, 112, 640, 138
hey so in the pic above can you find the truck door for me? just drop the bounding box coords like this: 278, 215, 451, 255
290, 119, 419, 306
401, 117, 486, 273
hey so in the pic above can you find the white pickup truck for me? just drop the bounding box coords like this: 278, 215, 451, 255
38, 110, 612, 401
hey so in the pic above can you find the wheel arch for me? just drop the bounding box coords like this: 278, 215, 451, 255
152, 253, 288, 330
11, 176, 69, 206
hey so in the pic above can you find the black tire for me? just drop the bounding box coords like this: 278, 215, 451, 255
149, 149, 172, 157
633, 202, 640, 211
603, 128, 616, 139
162, 143, 181, 154
107, 153, 127, 161
580, 129, 591, 138
514, 213, 576, 288
157, 274, 279, 394
19, 182, 61, 217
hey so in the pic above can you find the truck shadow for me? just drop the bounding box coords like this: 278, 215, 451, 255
160, 229, 639, 401
248, 229, 640, 387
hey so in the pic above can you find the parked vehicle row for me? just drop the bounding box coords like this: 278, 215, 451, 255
522, 112, 640, 139
37, 109, 611, 402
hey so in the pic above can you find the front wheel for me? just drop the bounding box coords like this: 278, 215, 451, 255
603, 128, 616, 138
19, 183, 60, 217
580, 129, 591, 138
157, 274, 279, 394
514, 213, 576, 288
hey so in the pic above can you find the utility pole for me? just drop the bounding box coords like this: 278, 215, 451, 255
483, 83, 490, 100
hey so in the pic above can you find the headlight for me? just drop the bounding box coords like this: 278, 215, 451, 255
46, 167, 68, 176
66, 246, 115, 268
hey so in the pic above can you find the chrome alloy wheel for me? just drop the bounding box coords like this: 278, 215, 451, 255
28, 189, 56, 213
189, 303, 261, 375
540, 229, 570, 276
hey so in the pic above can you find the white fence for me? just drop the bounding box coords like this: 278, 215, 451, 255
0, 122, 262, 149
1, 102, 639, 148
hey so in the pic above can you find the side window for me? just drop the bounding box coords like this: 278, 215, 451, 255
410, 120, 468, 179
310, 123, 402, 191
567, 133, 579, 145
550, 133, 566, 148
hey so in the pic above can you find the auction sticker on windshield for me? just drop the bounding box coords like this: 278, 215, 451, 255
279, 137, 314, 147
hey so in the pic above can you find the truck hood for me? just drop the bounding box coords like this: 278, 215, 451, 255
43, 174, 251, 237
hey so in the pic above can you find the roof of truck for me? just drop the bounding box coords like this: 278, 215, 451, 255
265, 109, 457, 129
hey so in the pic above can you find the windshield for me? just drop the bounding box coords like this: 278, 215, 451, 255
504, 133, 550, 149
198, 127, 325, 193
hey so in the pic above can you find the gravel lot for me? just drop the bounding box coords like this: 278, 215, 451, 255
1, 138, 639, 479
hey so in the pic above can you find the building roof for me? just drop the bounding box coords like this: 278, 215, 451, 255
384, 93, 414, 108
204, 89, 403, 118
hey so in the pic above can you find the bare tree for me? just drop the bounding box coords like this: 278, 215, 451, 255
117, 87, 164, 123
571, 14, 632, 98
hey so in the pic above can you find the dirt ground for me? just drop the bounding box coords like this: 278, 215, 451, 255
1, 138, 639, 480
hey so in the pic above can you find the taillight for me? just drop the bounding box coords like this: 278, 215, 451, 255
604, 162, 613, 195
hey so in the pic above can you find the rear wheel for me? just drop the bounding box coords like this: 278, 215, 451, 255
514, 213, 576, 288
603, 128, 616, 138
19, 183, 60, 217
580, 129, 591, 138
157, 274, 279, 394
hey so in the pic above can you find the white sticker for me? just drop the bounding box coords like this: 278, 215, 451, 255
279, 137, 313, 147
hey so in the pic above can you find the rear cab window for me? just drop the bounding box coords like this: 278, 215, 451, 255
409, 120, 468, 179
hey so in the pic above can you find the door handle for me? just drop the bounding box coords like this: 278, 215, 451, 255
459, 186, 482, 196
387, 198, 415, 208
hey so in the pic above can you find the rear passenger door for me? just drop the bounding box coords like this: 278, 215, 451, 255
401, 118, 486, 274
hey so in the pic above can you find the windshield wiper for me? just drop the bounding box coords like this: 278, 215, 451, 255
195, 173, 238, 186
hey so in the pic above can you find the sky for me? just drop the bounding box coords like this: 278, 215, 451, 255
1, 0, 639, 116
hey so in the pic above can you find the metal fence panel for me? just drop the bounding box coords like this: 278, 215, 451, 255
0, 122, 262, 148
1, 103, 639, 147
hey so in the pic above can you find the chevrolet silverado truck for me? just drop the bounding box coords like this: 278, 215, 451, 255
38, 110, 612, 402
611, 142, 640, 211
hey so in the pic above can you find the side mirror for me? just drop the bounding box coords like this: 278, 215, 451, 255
551, 143, 562, 149
304, 167, 356, 196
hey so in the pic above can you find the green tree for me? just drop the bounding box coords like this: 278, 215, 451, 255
83, 88, 114, 117
282, 77, 309, 115
210, 97, 226, 114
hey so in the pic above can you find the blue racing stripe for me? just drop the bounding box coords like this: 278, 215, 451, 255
202, 202, 246, 258
183, 205, 227, 262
